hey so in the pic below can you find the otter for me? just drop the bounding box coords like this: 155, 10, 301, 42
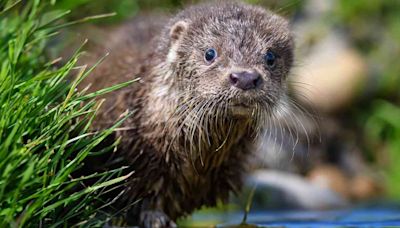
81, 1, 294, 227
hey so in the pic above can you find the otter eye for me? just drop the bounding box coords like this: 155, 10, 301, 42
264, 51, 276, 68
204, 48, 217, 62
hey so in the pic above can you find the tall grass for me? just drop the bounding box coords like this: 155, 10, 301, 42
0, 1, 134, 226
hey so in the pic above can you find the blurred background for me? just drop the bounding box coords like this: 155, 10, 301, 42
54, 0, 400, 226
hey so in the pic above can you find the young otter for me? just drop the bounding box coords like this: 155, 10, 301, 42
82, 1, 294, 227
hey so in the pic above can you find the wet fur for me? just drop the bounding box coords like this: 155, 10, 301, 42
80, 1, 293, 226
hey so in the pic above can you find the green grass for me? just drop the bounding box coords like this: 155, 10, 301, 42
0, 1, 135, 226
1, 0, 400, 226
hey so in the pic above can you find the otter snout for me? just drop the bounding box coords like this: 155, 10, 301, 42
229, 70, 263, 90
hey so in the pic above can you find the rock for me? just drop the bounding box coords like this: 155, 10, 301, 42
308, 165, 351, 199
307, 165, 384, 201
350, 175, 383, 201
290, 32, 367, 113
248, 170, 348, 210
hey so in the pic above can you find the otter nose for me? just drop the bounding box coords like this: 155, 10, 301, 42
229, 71, 263, 90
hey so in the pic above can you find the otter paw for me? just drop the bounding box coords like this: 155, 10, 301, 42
140, 210, 176, 228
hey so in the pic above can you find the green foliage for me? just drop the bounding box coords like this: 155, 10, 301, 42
333, 1, 400, 197
0, 1, 134, 226
53, 0, 193, 24
245, 0, 302, 16
55, 0, 139, 23
334, 0, 400, 97
365, 101, 400, 198
53, 0, 301, 24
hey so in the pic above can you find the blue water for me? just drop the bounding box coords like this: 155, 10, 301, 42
237, 207, 400, 227
191, 204, 400, 227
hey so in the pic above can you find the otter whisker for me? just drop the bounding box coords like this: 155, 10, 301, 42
287, 97, 321, 143
277, 102, 299, 152
285, 101, 311, 154
165, 96, 202, 155
195, 99, 212, 166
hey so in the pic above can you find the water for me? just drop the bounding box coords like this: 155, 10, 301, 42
189, 204, 400, 227
235, 207, 400, 227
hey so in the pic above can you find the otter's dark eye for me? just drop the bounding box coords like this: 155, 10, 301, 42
264, 51, 276, 68
204, 48, 217, 62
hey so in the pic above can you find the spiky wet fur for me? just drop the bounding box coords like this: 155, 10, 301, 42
81, 1, 294, 226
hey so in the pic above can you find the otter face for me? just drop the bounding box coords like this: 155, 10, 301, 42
165, 2, 293, 119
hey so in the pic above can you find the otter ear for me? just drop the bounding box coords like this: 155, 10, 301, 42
169, 20, 189, 44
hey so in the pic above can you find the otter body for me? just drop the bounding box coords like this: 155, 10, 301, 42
83, 2, 293, 227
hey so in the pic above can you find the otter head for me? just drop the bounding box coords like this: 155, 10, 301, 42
150, 2, 294, 156
161, 2, 293, 116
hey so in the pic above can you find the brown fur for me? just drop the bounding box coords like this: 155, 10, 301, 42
81, 1, 294, 227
